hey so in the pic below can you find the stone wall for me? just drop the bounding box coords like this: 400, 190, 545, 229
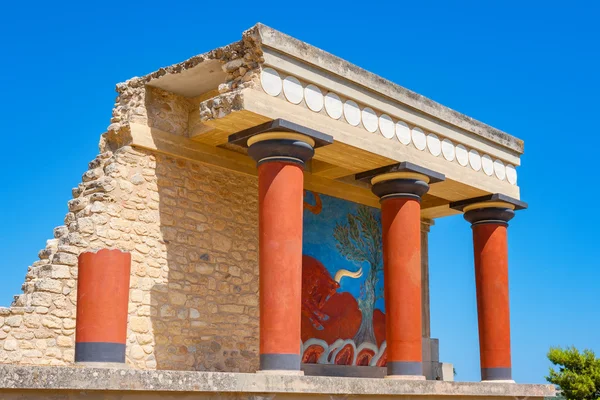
0, 145, 260, 372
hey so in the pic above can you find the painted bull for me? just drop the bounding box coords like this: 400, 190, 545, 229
301, 191, 387, 366
301, 255, 387, 366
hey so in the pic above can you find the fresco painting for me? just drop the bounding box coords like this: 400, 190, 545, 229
301, 191, 387, 367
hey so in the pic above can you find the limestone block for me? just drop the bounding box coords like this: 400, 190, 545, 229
53, 226, 69, 239
50, 265, 71, 279
23, 349, 43, 358
62, 349, 74, 362
34, 279, 63, 293
41, 316, 62, 329
62, 319, 76, 330
56, 336, 72, 347
3, 340, 18, 351
38, 248, 53, 260
76, 217, 95, 235
57, 245, 79, 255
67, 197, 89, 212
130, 345, 145, 360
90, 201, 106, 213
130, 317, 150, 333
82, 168, 103, 182
23, 315, 41, 329
219, 305, 245, 314
5, 316, 23, 327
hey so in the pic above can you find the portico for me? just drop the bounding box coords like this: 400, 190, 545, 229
0, 22, 553, 400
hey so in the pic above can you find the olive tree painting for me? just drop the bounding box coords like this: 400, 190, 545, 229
301, 192, 387, 367
333, 205, 383, 345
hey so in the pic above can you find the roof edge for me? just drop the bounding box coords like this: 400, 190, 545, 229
254, 23, 524, 154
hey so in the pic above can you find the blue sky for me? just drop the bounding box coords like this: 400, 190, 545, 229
1, 0, 598, 384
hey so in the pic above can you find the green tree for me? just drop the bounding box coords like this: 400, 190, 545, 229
333, 205, 382, 345
547, 346, 600, 400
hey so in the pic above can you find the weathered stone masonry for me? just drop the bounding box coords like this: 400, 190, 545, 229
0, 146, 261, 371
0, 23, 528, 382
0, 26, 267, 370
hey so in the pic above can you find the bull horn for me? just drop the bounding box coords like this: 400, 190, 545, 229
334, 267, 363, 283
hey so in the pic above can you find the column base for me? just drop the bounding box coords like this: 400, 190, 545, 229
256, 370, 304, 376
385, 375, 426, 380
481, 367, 512, 382
482, 380, 516, 383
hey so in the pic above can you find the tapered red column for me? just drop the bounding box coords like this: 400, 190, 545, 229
248, 132, 315, 373
360, 164, 444, 380
75, 249, 131, 364
464, 203, 516, 382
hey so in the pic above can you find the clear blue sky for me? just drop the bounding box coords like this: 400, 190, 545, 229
1, 0, 598, 384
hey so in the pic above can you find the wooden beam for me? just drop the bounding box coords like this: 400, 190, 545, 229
190, 110, 271, 146
310, 160, 355, 180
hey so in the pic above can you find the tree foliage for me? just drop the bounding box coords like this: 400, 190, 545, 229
333, 205, 382, 344
333, 205, 382, 269
547, 346, 600, 400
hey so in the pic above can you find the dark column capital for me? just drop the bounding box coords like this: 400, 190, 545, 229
247, 135, 315, 166
228, 119, 333, 167
371, 176, 430, 201
450, 193, 527, 227
356, 162, 445, 202
464, 207, 515, 227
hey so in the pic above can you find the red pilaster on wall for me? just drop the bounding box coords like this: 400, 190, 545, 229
75, 249, 131, 363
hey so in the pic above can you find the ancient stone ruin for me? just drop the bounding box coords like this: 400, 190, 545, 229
0, 23, 553, 400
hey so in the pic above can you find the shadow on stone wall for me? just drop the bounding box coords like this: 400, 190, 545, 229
148, 152, 260, 372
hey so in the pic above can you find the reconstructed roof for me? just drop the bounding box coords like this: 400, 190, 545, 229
107, 23, 524, 217
128, 23, 523, 154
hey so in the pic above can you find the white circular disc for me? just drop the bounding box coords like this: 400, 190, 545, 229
379, 114, 395, 138
324, 92, 343, 119
494, 159, 506, 181
506, 164, 517, 185
282, 76, 303, 104
304, 84, 324, 112
260, 68, 282, 97
482, 154, 494, 176
441, 139, 455, 161
427, 134, 442, 156
469, 149, 482, 171
411, 127, 427, 150
395, 121, 411, 145
362, 107, 378, 133
456, 144, 469, 166
343, 100, 361, 126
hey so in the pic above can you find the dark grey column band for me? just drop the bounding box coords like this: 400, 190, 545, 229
464, 207, 515, 227
260, 353, 301, 370
481, 367, 512, 381
387, 361, 423, 376
371, 179, 430, 201
248, 139, 314, 166
75, 342, 126, 363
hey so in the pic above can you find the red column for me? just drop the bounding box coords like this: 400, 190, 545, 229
247, 133, 315, 373
75, 249, 131, 363
258, 161, 304, 371
464, 205, 515, 381
382, 197, 423, 378
367, 170, 436, 379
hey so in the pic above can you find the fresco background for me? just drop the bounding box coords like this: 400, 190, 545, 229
301, 191, 387, 366
303, 191, 385, 313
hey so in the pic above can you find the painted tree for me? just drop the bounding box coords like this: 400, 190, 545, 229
333, 205, 383, 345
547, 346, 600, 400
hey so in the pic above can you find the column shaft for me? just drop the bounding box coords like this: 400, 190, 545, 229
75, 249, 131, 363
382, 197, 423, 376
258, 161, 304, 371
473, 222, 512, 381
